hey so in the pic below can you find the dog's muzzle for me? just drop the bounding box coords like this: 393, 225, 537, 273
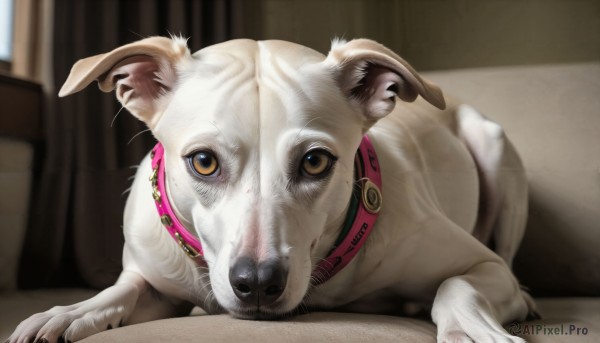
229, 257, 288, 307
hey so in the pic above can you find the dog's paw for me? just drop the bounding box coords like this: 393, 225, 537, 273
7, 284, 138, 343
438, 330, 473, 343
438, 329, 526, 343
7, 308, 118, 343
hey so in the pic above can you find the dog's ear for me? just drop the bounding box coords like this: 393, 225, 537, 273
59, 36, 191, 128
325, 39, 445, 120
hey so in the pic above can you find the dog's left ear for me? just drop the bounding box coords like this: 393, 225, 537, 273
58, 36, 191, 129
326, 39, 445, 120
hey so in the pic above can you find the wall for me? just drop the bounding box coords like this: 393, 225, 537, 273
256, 0, 600, 70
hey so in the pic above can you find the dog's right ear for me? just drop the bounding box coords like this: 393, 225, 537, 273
59, 36, 191, 129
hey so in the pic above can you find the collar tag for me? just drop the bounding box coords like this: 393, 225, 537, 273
362, 180, 382, 214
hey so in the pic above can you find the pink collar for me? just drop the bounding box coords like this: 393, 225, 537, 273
149, 135, 382, 283
150, 144, 204, 260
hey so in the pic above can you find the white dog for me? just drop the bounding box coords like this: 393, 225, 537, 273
9, 36, 535, 343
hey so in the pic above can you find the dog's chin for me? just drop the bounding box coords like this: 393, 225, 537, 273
227, 301, 307, 321
229, 308, 287, 320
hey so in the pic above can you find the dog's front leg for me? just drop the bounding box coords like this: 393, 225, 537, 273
431, 261, 530, 343
8, 269, 191, 343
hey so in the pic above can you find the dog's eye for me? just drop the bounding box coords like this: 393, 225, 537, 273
190, 151, 219, 176
300, 150, 335, 177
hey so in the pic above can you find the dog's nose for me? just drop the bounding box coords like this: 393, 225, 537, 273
229, 257, 288, 307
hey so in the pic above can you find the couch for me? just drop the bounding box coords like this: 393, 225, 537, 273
1, 63, 598, 342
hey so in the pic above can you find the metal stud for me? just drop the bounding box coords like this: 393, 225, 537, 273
175, 232, 200, 258
362, 179, 382, 214
149, 166, 158, 183
152, 186, 161, 202
160, 214, 173, 227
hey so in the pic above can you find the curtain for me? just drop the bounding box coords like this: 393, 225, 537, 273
19, 0, 261, 289
12, 0, 54, 83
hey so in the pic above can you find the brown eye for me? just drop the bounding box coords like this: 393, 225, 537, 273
301, 150, 335, 177
190, 151, 219, 176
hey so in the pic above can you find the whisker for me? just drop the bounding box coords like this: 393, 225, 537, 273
128, 29, 148, 40
127, 129, 152, 145
190, 266, 216, 313
294, 116, 324, 144
121, 186, 132, 196
205, 290, 215, 314
308, 256, 334, 286
111, 105, 127, 127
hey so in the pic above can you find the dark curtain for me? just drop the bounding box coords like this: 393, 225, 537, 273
19, 0, 261, 289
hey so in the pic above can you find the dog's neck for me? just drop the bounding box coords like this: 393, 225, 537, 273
149, 135, 382, 284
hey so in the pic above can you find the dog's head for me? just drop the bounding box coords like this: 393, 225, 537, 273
60, 36, 444, 318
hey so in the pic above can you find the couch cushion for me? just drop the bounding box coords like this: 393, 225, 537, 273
424, 63, 600, 296
73, 298, 598, 343
1, 294, 598, 342
521, 297, 600, 343
83, 312, 438, 343
0, 289, 98, 340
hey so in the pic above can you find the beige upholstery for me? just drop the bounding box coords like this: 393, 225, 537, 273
1, 63, 598, 342
425, 63, 600, 295
1, 293, 598, 342
79, 298, 600, 343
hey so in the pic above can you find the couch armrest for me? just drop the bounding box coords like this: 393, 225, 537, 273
0, 73, 43, 291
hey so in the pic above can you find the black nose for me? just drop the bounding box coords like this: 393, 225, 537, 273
229, 257, 288, 307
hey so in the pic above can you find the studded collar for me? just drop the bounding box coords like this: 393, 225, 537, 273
150, 143, 204, 259
149, 135, 382, 284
